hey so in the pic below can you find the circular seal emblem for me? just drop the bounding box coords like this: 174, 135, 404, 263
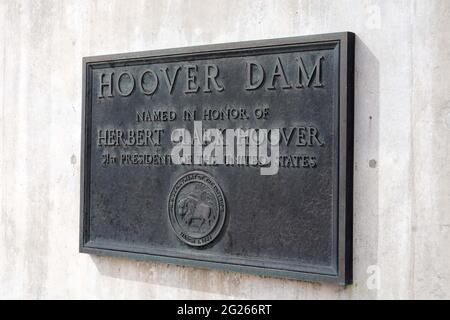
168, 171, 226, 247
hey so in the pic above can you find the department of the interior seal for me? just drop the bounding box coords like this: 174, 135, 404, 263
168, 171, 226, 247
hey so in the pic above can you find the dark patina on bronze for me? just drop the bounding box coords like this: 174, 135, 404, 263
80, 32, 355, 285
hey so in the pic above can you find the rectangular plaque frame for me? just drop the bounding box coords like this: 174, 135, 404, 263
80, 32, 354, 285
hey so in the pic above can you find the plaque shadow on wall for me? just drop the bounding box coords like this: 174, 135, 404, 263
349, 35, 380, 294
87, 35, 380, 295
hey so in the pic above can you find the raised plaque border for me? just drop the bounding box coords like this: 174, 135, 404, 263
80, 32, 355, 285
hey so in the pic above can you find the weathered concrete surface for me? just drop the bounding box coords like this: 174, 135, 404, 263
0, 0, 449, 299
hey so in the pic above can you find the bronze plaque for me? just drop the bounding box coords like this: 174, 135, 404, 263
80, 32, 354, 284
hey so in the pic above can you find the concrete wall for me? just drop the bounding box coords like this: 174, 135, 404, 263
0, 0, 449, 299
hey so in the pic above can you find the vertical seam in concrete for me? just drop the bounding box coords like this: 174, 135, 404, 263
0, 1, 6, 262
408, 0, 417, 300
